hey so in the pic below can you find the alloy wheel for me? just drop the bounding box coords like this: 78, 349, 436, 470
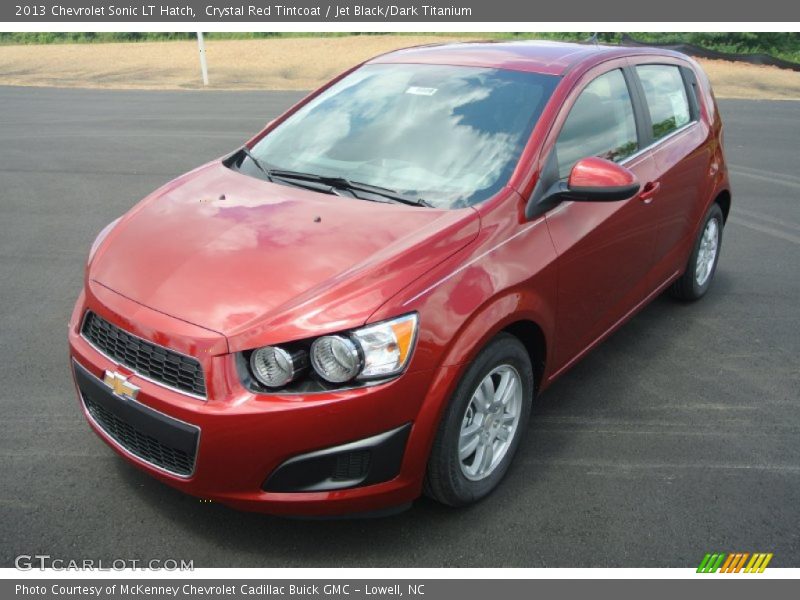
458, 364, 523, 481
695, 217, 720, 286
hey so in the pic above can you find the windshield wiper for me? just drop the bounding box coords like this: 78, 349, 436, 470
267, 169, 432, 208
239, 147, 273, 182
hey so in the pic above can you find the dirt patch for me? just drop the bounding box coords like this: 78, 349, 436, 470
695, 59, 800, 100
0, 36, 468, 90
0, 36, 798, 100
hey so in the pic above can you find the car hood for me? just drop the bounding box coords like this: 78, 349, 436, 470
90, 162, 479, 350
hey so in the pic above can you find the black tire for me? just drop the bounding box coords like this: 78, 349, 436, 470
424, 333, 534, 507
669, 203, 725, 301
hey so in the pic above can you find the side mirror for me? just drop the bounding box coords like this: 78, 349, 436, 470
526, 155, 640, 220
564, 157, 640, 202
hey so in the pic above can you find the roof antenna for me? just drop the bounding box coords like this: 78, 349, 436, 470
587, 32, 599, 45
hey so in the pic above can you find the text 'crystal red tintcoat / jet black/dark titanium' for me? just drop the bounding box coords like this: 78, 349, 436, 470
69, 41, 731, 516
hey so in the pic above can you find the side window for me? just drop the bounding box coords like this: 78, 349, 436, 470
636, 65, 692, 140
555, 69, 638, 179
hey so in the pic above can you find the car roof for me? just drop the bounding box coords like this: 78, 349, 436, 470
368, 40, 683, 76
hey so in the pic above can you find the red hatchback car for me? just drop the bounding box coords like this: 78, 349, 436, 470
69, 41, 730, 516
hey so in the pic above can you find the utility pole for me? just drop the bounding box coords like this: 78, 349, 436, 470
196, 32, 209, 86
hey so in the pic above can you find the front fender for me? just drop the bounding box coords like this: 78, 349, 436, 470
369, 198, 559, 466
439, 291, 555, 370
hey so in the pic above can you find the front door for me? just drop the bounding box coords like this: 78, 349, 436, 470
543, 66, 662, 374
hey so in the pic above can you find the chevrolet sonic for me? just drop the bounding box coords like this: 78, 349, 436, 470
69, 41, 731, 516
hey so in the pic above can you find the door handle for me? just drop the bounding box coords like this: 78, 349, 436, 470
639, 181, 661, 204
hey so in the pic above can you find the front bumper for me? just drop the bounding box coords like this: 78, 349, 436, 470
68, 284, 457, 516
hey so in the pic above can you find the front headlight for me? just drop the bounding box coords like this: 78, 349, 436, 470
250, 346, 308, 388
244, 313, 418, 390
310, 335, 362, 383
350, 313, 418, 380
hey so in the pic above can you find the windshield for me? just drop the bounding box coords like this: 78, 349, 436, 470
241, 64, 558, 208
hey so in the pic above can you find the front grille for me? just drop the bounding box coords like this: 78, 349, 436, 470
81, 312, 206, 397
83, 395, 195, 476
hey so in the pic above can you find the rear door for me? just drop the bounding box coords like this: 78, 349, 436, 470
543, 64, 662, 374
631, 61, 716, 285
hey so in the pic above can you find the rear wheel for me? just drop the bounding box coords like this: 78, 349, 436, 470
424, 333, 533, 506
669, 203, 724, 301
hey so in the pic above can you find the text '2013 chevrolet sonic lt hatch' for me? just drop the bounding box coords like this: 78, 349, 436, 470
69, 41, 731, 516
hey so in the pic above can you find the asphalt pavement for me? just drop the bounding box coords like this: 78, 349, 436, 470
0, 86, 798, 567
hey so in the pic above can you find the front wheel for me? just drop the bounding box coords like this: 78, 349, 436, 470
424, 333, 533, 507
669, 203, 725, 301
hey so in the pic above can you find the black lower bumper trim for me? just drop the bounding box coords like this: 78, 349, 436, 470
264, 423, 411, 493
73, 360, 199, 477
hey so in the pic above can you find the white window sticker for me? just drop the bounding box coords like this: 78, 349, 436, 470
670, 92, 690, 127
405, 86, 438, 96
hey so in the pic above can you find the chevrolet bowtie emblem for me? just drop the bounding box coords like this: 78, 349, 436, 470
103, 370, 139, 400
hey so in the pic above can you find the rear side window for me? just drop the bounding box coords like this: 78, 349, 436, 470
636, 65, 692, 140
555, 69, 638, 179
